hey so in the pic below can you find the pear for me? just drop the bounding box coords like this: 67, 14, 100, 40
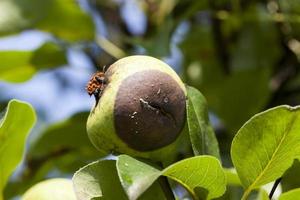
87, 55, 187, 162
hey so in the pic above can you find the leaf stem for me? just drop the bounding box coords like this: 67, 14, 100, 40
241, 187, 252, 200
269, 178, 282, 199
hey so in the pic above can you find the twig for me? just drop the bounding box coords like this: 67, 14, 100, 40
157, 162, 175, 200
209, 2, 231, 75
158, 176, 176, 200
95, 35, 126, 59
269, 178, 282, 199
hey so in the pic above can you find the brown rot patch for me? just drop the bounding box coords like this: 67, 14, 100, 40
114, 70, 186, 151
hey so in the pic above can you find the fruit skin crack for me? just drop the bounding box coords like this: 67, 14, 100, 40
139, 98, 176, 126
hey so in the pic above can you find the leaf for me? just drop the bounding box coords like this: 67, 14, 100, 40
117, 155, 226, 200
128, 19, 173, 57
0, 0, 42, 35
186, 86, 220, 159
0, 42, 67, 82
36, 0, 95, 41
0, 0, 94, 41
117, 156, 161, 200
256, 189, 269, 200
224, 168, 241, 186
279, 188, 300, 200
73, 160, 127, 200
28, 112, 103, 160
216, 169, 243, 200
4, 112, 105, 199
278, 0, 300, 40
181, 7, 279, 134
22, 178, 77, 200
30, 42, 67, 68
163, 156, 226, 199
0, 100, 36, 200
26, 111, 105, 174
73, 159, 166, 200
230, 6, 281, 72
231, 106, 300, 199
215, 186, 243, 200
281, 160, 300, 192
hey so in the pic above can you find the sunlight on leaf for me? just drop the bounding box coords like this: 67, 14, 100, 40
0, 0, 41, 35
0, 100, 36, 200
231, 106, 300, 199
163, 156, 226, 199
117, 155, 226, 200
73, 159, 166, 200
256, 189, 269, 200
73, 160, 126, 200
117, 155, 161, 200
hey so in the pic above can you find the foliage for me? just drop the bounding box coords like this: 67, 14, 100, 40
186, 86, 220, 159
231, 106, 300, 199
1, 0, 300, 200
0, 42, 67, 82
0, 100, 36, 200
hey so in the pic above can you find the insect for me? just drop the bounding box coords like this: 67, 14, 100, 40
86, 66, 108, 105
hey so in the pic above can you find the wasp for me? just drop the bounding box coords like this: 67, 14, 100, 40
86, 66, 108, 105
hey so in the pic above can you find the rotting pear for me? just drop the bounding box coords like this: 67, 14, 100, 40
86, 55, 188, 162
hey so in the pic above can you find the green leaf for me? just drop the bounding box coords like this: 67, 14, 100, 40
256, 189, 269, 200
279, 188, 300, 200
186, 86, 220, 159
36, 0, 95, 41
181, 8, 278, 133
231, 106, 300, 199
26, 111, 105, 174
28, 112, 103, 159
0, 42, 67, 82
163, 156, 226, 199
0, 99, 36, 200
73, 159, 166, 200
281, 160, 300, 192
129, 19, 172, 57
224, 168, 241, 186
117, 155, 226, 200
0, 0, 94, 41
217, 169, 243, 200
230, 6, 281, 72
0, 0, 42, 35
278, 0, 300, 40
196, 66, 271, 134
4, 112, 104, 199
117, 156, 161, 200
30, 42, 67, 68
73, 160, 127, 200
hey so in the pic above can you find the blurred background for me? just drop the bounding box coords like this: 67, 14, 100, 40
1, 0, 300, 199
